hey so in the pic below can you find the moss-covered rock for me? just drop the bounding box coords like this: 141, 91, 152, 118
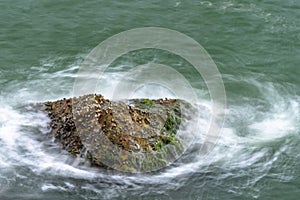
44, 94, 190, 172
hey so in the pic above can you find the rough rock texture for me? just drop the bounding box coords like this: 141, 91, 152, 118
44, 94, 189, 172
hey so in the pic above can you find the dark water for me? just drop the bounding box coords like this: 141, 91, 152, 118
1, 0, 300, 199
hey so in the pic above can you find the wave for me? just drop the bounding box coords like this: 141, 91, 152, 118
0, 60, 299, 199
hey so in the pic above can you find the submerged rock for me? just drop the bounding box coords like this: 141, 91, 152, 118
44, 94, 190, 172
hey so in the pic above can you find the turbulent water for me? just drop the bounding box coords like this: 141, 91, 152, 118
1, 0, 300, 199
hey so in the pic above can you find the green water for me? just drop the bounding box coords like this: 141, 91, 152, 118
1, 0, 299, 199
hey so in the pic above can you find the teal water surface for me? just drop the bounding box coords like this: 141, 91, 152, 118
1, 0, 300, 199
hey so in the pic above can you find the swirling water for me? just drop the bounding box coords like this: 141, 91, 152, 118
1, 0, 299, 199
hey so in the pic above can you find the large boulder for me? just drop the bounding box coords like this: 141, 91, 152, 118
44, 94, 190, 172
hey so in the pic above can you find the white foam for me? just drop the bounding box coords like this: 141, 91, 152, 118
41, 184, 67, 192
248, 96, 298, 141
250, 118, 294, 140
0, 107, 24, 147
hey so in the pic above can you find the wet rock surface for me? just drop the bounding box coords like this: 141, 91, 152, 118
44, 94, 190, 172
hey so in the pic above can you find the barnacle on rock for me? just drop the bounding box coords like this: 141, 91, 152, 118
44, 94, 190, 172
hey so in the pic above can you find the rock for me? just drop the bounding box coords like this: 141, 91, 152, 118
44, 94, 190, 172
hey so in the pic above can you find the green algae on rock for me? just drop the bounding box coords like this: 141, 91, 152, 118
44, 94, 190, 172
